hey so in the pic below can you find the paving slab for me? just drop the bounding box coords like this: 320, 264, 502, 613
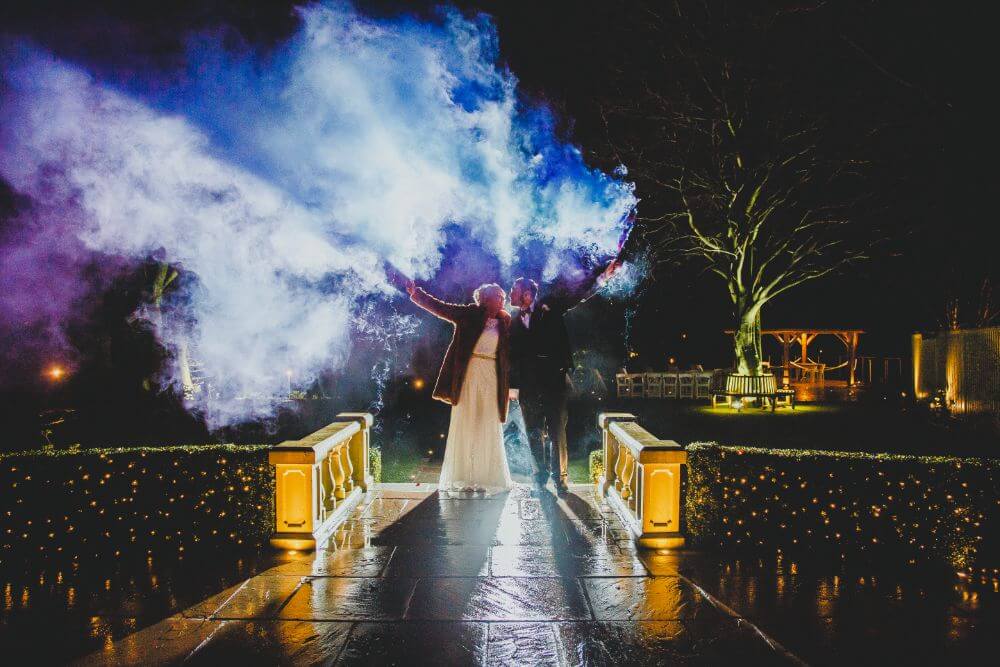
338, 621, 487, 666
200, 576, 305, 620
184, 619, 353, 665
490, 544, 648, 577
582, 576, 725, 622
269, 546, 396, 578
279, 576, 418, 621
72, 615, 217, 667
556, 619, 795, 666
405, 576, 592, 621
484, 622, 563, 666
384, 544, 491, 577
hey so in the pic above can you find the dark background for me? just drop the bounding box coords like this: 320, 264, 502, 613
1, 0, 995, 447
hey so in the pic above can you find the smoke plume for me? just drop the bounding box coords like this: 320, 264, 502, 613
0, 2, 635, 426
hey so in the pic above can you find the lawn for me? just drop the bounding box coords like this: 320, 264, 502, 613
376, 392, 999, 484
380, 451, 424, 483
579, 396, 998, 456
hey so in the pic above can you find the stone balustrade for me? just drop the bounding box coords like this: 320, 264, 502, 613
598, 412, 686, 549
268, 412, 373, 550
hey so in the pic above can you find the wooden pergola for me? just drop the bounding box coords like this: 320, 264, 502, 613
724, 328, 864, 385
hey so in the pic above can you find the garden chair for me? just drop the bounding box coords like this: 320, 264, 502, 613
679, 373, 695, 398
663, 373, 679, 399
694, 372, 712, 399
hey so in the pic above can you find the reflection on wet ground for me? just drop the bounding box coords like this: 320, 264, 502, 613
665, 556, 1000, 665
13, 482, 1000, 665
0, 545, 294, 664
66, 484, 791, 665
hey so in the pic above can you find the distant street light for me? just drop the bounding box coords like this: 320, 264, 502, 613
46, 365, 65, 382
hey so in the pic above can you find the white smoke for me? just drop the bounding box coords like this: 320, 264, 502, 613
0, 3, 636, 426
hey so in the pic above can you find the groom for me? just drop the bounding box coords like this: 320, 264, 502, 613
509, 260, 620, 495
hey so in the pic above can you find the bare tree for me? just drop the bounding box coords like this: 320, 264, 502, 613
942, 276, 1000, 331
598, 2, 873, 375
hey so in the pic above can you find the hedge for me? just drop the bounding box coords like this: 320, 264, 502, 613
588, 449, 605, 484
685, 443, 1000, 571
1, 445, 272, 564
0, 444, 383, 564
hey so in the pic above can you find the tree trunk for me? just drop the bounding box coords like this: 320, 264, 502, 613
178, 341, 196, 400
733, 298, 764, 376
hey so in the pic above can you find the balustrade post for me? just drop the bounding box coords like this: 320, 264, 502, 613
340, 443, 354, 493
597, 413, 635, 495
331, 445, 347, 500
321, 453, 336, 517
337, 412, 373, 492
621, 451, 635, 501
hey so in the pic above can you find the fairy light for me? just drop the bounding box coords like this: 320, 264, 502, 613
683, 443, 995, 572
1, 443, 383, 567
2, 445, 277, 564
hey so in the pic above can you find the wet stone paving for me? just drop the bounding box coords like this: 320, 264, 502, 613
73, 482, 1000, 666
75, 483, 795, 666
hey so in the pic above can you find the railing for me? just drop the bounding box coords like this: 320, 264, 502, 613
268, 412, 373, 550
598, 413, 686, 549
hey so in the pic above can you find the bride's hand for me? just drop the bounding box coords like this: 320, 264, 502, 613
508, 388, 519, 400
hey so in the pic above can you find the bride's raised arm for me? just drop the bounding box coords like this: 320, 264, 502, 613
409, 285, 472, 324
384, 260, 472, 324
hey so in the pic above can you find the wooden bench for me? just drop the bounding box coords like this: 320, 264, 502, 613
710, 373, 792, 411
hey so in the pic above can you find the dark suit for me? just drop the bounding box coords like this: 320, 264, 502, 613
509, 265, 607, 485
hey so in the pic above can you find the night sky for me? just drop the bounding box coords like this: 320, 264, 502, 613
1, 0, 994, 393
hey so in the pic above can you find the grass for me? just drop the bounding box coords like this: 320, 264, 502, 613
379, 449, 424, 483
584, 397, 998, 457
568, 456, 591, 484
691, 404, 839, 417
380, 444, 593, 484
378, 392, 995, 483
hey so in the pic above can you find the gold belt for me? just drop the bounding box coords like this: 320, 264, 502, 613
471, 352, 496, 360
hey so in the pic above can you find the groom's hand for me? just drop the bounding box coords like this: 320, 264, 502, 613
598, 258, 622, 286
508, 388, 519, 400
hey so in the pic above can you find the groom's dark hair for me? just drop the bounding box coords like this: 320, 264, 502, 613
511, 277, 538, 297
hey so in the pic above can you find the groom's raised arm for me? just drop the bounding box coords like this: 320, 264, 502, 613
410, 286, 472, 324
542, 210, 632, 314
543, 259, 621, 315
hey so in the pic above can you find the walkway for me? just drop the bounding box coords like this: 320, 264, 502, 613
76, 483, 797, 665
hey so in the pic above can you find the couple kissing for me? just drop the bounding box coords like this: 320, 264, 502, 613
390, 258, 620, 497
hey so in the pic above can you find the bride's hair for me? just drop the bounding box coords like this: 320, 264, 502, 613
473, 283, 506, 306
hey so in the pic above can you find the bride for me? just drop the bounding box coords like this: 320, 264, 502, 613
406, 279, 513, 495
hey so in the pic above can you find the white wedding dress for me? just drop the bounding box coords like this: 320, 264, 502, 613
439, 317, 513, 494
